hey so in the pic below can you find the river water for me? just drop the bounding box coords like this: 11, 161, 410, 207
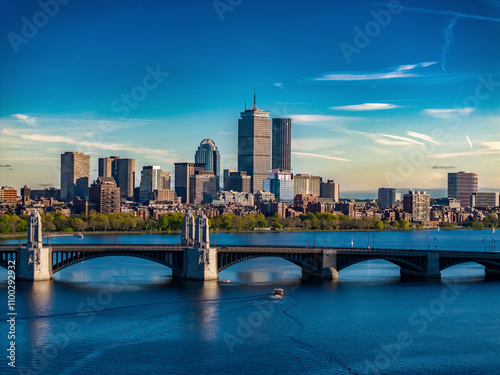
1, 229, 499, 375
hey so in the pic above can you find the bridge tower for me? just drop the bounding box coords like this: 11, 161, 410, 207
181, 211, 195, 246
16, 211, 53, 280
181, 213, 218, 280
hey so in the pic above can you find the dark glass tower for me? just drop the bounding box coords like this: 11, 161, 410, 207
272, 118, 291, 171
238, 93, 271, 193
195, 138, 220, 190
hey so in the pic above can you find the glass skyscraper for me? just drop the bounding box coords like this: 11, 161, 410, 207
238, 94, 271, 193
448, 171, 478, 207
195, 138, 220, 190
272, 118, 291, 171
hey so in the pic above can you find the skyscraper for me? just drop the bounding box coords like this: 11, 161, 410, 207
60, 152, 90, 202
89, 177, 121, 213
448, 171, 478, 207
272, 118, 291, 171
98, 157, 135, 200
263, 169, 294, 204
378, 188, 396, 208
139, 166, 161, 203
238, 93, 271, 193
320, 180, 340, 202
195, 138, 220, 190
294, 174, 320, 196
403, 190, 430, 222
174, 162, 206, 204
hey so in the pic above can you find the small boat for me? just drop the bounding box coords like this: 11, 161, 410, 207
220, 280, 230, 283
493, 228, 496, 234
274, 288, 285, 297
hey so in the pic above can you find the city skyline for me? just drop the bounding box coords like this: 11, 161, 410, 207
1, 0, 499, 193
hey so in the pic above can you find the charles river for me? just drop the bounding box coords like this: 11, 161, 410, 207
2, 229, 499, 375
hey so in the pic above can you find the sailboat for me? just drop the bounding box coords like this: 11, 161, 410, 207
351, 237, 354, 248
493, 228, 496, 234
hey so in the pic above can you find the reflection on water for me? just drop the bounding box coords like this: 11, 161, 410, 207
25, 281, 54, 346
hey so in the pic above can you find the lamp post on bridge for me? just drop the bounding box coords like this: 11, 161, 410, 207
482, 238, 487, 253
433, 237, 437, 251
426, 235, 429, 251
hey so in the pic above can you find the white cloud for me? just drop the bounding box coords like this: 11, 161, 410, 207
330, 103, 400, 111
290, 114, 352, 123
12, 113, 37, 126
292, 138, 343, 151
292, 152, 349, 162
429, 142, 500, 159
315, 62, 437, 81
424, 107, 474, 119
466, 135, 473, 148
274, 83, 283, 87
406, 131, 441, 145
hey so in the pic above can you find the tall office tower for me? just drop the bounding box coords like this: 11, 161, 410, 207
113, 158, 135, 200
89, 177, 121, 213
139, 166, 161, 203
448, 171, 478, 207
272, 118, 291, 171
98, 156, 119, 177
195, 138, 221, 190
99, 157, 135, 200
174, 162, 206, 204
403, 190, 430, 222
160, 171, 171, 190
190, 171, 217, 205
320, 180, 340, 202
263, 169, 294, 204
470, 192, 499, 208
378, 187, 396, 208
238, 93, 271, 193
60, 152, 90, 202
294, 174, 320, 196
223, 169, 238, 191
225, 171, 252, 193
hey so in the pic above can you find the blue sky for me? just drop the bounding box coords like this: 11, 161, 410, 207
1, 0, 499, 195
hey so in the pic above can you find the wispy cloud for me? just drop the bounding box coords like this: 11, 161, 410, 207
429, 142, 500, 159
373, 3, 500, 23
424, 107, 474, 119
292, 138, 344, 151
330, 103, 400, 111
315, 62, 437, 81
2, 128, 171, 158
428, 165, 456, 169
441, 17, 458, 71
292, 151, 349, 162
12, 113, 37, 126
290, 114, 354, 123
465, 135, 473, 148
406, 131, 441, 145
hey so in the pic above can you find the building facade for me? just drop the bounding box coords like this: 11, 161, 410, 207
294, 174, 320, 196
320, 180, 340, 202
98, 157, 135, 200
238, 94, 271, 193
139, 166, 161, 203
225, 171, 251, 193
89, 177, 120, 213
403, 190, 430, 222
0, 186, 17, 205
378, 187, 396, 208
195, 138, 221, 190
470, 192, 499, 208
448, 172, 478, 207
271, 118, 291, 171
60, 152, 90, 202
263, 169, 294, 204
174, 162, 206, 204
190, 171, 217, 205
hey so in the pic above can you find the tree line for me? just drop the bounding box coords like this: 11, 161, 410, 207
0, 211, 496, 235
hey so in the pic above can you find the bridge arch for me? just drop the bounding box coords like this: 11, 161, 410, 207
337, 256, 426, 273
217, 253, 321, 275
52, 252, 183, 275
439, 259, 500, 272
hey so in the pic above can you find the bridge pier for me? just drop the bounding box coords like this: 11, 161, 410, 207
485, 268, 500, 281
181, 214, 218, 280
400, 253, 441, 281
16, 212, 53, 281
301, 249, 339, 280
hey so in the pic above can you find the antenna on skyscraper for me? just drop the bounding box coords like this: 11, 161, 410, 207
253, 88, 256, 110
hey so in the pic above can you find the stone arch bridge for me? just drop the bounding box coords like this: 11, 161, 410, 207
1, 212, 499, 281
